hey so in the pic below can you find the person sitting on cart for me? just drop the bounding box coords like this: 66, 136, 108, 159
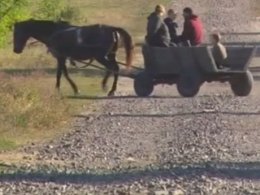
164, 9, 178, 45
179, 7, 204, 46
211, 33, 228, 69
145, 5, 171, 47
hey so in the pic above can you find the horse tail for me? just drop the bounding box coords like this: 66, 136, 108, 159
115, 28, 134, 68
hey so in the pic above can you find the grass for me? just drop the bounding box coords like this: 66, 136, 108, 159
0, 139, 16, 151
0, 71, 104, 151
0, 45, 54, 69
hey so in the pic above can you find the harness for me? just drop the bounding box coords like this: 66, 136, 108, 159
49, 27, 78, 40
48, 26, 121, 68
76, 28, 83, 44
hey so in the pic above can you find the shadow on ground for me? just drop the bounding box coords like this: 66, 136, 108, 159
0, 162, 259, 184
73, 108, 260, 118
2, 67, 260, 81
87, 111, 260, 118
67, 95, 182, 100
0, 68, 104, 77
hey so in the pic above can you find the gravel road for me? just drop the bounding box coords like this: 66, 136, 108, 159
0, 0, 260, 194
0, 76, 260, 194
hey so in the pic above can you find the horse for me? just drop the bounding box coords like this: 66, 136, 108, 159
13, 19, 134, 96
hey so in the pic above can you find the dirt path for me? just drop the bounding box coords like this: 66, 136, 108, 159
0, 71, 260, 194
0, 0, 259, 194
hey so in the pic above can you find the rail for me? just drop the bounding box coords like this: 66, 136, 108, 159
221, 32, 260, 36
137, 32, 260, 56
221, 32, 260, 56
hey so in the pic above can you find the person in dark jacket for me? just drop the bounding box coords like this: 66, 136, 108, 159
179, 7, 203, 46
146, 5, 171, 47
164, 9, 178, 44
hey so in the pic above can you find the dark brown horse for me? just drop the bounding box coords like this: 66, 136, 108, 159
13, 19, 134, 96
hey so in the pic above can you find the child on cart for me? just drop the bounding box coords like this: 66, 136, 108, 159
211, 33, 228, 69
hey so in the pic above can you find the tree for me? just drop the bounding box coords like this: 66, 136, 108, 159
0, 0, 30, 46
0, 0, 79, 47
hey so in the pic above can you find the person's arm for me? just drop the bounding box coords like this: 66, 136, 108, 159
147, 16, 161, 36
181, 20, 193, 41
213, 44, 227, 67
165, 19, 178, 32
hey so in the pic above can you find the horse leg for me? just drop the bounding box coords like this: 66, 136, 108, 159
60, 59, 79, 95
108, 56, 119, 97
56, 58, 63, 91
102, 71, 111, 92
108, 69, 119, 97
96, 54, 119, 96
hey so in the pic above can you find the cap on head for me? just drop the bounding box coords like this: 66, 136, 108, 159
183, 7, 193, 15
155, 4, 166, 14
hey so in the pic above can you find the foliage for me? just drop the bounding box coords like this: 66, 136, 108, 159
36, 0, 66, 20
35, 0, 80, 21
0, 0, 30, 46
60, 5, 81, 22
0, 0, 80, 47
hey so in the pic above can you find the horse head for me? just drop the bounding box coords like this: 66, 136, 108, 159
13, 20, 33, 54
13, 19, 71, 54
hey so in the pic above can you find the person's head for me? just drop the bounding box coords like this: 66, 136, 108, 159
183, 7, 193, 19
167, 9, 177, 20
155, 4, 166, 16
210, 33, 221, 44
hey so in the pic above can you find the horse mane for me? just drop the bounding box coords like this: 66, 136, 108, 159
15, 19, 71, 26
56, 20, 70, 25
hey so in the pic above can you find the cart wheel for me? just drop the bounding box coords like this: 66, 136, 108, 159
134, 71, 154, 97
230, 70, 254, 96
177, 73, 202, 97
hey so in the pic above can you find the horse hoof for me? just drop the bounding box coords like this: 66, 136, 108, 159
74, 90, 80, 96
108, 91, 115, 97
